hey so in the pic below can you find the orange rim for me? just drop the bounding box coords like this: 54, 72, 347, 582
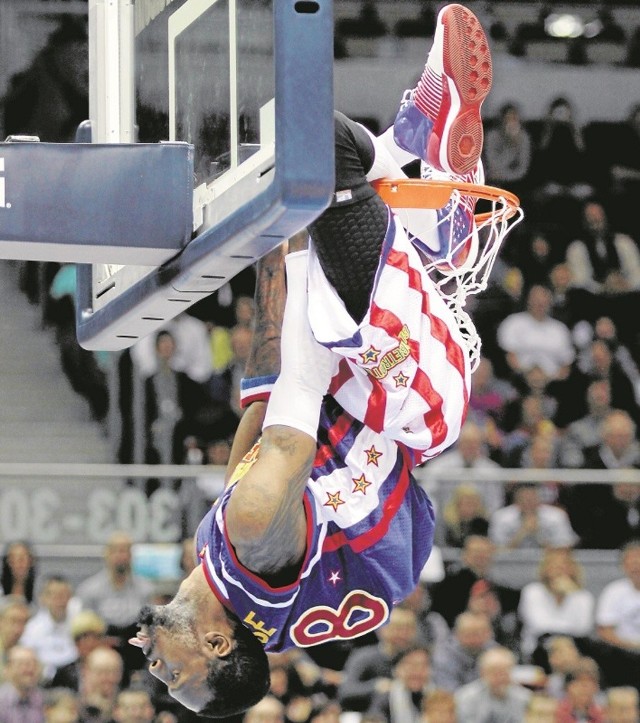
371, 179, 521, 225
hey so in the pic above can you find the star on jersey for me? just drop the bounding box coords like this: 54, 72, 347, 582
324, 491, 345, 512
352, 474, 372, 495
360, 345, 381, 364
393, 371, 409, 388
365, 445, 383, 466
328, 570, 341, 586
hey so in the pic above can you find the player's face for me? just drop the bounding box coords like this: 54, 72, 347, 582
130, 604, 213, 713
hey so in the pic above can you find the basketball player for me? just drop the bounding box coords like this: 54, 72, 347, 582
130, 4, 494, 717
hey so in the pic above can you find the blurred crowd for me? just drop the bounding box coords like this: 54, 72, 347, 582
2, 4, 640, 722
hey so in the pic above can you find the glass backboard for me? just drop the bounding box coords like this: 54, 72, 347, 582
76, 0, 334, 350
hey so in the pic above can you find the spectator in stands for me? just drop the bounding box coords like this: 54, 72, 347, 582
75, 531, 153, 679
454, 646, 531, 722
466, 579, 521, 655
77, 647, 124, 723
609, 103, 640, 236
604, 686, 640, 723
367, 644, 433, 722
337, 607, 419, 713
19, 575, 79, 683
0, 646, 46, 723
431, 611, 496, 692
421, 688, 456, 722
441, 484, 490, 548
566, 410, 640, 549
524, 693, 560, 722
588, 317, 640, 402
336, 0, 387, 39
483, 102, 532, 202
49, 610, 107, 692
208, 294, 254, 376
427, 420, 504, 516
430, 535, 520, 629
578, 339, 640, 427
500, 394, 552, 468
531, 96, 593, 203
566, 200, 640, 296
244, 695, 285, 723
467, 355, 517, 442
496, 284, 576, 385
1, 541, 37, 605
111, 688, 155, 723
596, 540, 640, 652
559, 379, 614, 468
489, 482, 578, 550
0, 596, 31, 682
43, 687, 81, 723
555, 657, 605, 723
514, 228, 565, 297
518, 549, 595, 662
543, 635, 582, 700
399, 584, 449, 652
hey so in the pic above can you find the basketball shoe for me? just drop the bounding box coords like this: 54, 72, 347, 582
393, 3, 492, 177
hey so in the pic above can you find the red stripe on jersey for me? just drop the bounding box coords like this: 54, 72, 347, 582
429, 313, 469, 404
329, 358, 354, 396
369, 303, 420, 364
322, 461, 411, 554
411, 366, 447, 449
363, 375, 387, 433
314, 413, 355, 467
387, 247, 423, 294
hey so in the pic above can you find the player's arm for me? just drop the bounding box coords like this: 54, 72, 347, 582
224, 243, 286, 483
225, 235, 335, 578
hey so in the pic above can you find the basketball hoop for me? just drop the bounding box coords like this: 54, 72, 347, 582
371, 178, 524, 371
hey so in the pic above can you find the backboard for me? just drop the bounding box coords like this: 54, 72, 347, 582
76, 0, 334, 350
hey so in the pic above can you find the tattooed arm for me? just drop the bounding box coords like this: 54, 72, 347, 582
226, 232, 333, 578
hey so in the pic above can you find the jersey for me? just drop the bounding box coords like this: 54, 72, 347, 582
202, 211, 470, 652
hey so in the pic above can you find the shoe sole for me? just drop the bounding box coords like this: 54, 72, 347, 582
430, 4, 493, 176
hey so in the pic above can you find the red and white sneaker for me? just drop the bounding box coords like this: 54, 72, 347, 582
393, 3, 492, 176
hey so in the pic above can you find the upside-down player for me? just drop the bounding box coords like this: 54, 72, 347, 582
130, 4, 497, 717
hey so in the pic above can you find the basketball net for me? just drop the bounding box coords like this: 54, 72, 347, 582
372, 179, 524, 372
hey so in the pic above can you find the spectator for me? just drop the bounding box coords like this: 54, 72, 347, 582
367, 644, 433, 722
441, 484, 490, 548
467, 355, 518, 441
566, 411, 640, 549
483, 102, 533, 201
567, 200, 640, 296
543, 636, 582, 700
511, 430, 566, 507
499, 394, 552, 468
488, 483, 578, 550
427, 421, 504, 516
604, 686, 640, 723
49, 610, 108, 692
399, 584, 449, 652
466, 579, 521, 655
421, 688, 456, 723
559, 379, 614, 468
75, 531, 153, 678
43, 687, 81, 723
243, 694, 285, 723
518, 549, 595, 662
524, 693, 560, 722
454, 646, 531, 722
596, 540, 640, 651
77, 647, 124, 723
0, 646, 46, 723
1, 541, 37, 605
338, 607, 419, 712
556, 657, 605, 723
19, 575, 80, 683
111, 688, 155, 723
609, 103, 640, 237
431, 611, 495, 692
430, 535, 520, 629
0, 596, 31, 681
514, 228, 565, 297
496, 284, 576, 384
531, 96, 593, 203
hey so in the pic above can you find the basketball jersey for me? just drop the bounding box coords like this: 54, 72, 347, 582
196, 396, 435, 653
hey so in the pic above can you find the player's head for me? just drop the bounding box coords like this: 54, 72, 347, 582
130, 583, 269, 718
